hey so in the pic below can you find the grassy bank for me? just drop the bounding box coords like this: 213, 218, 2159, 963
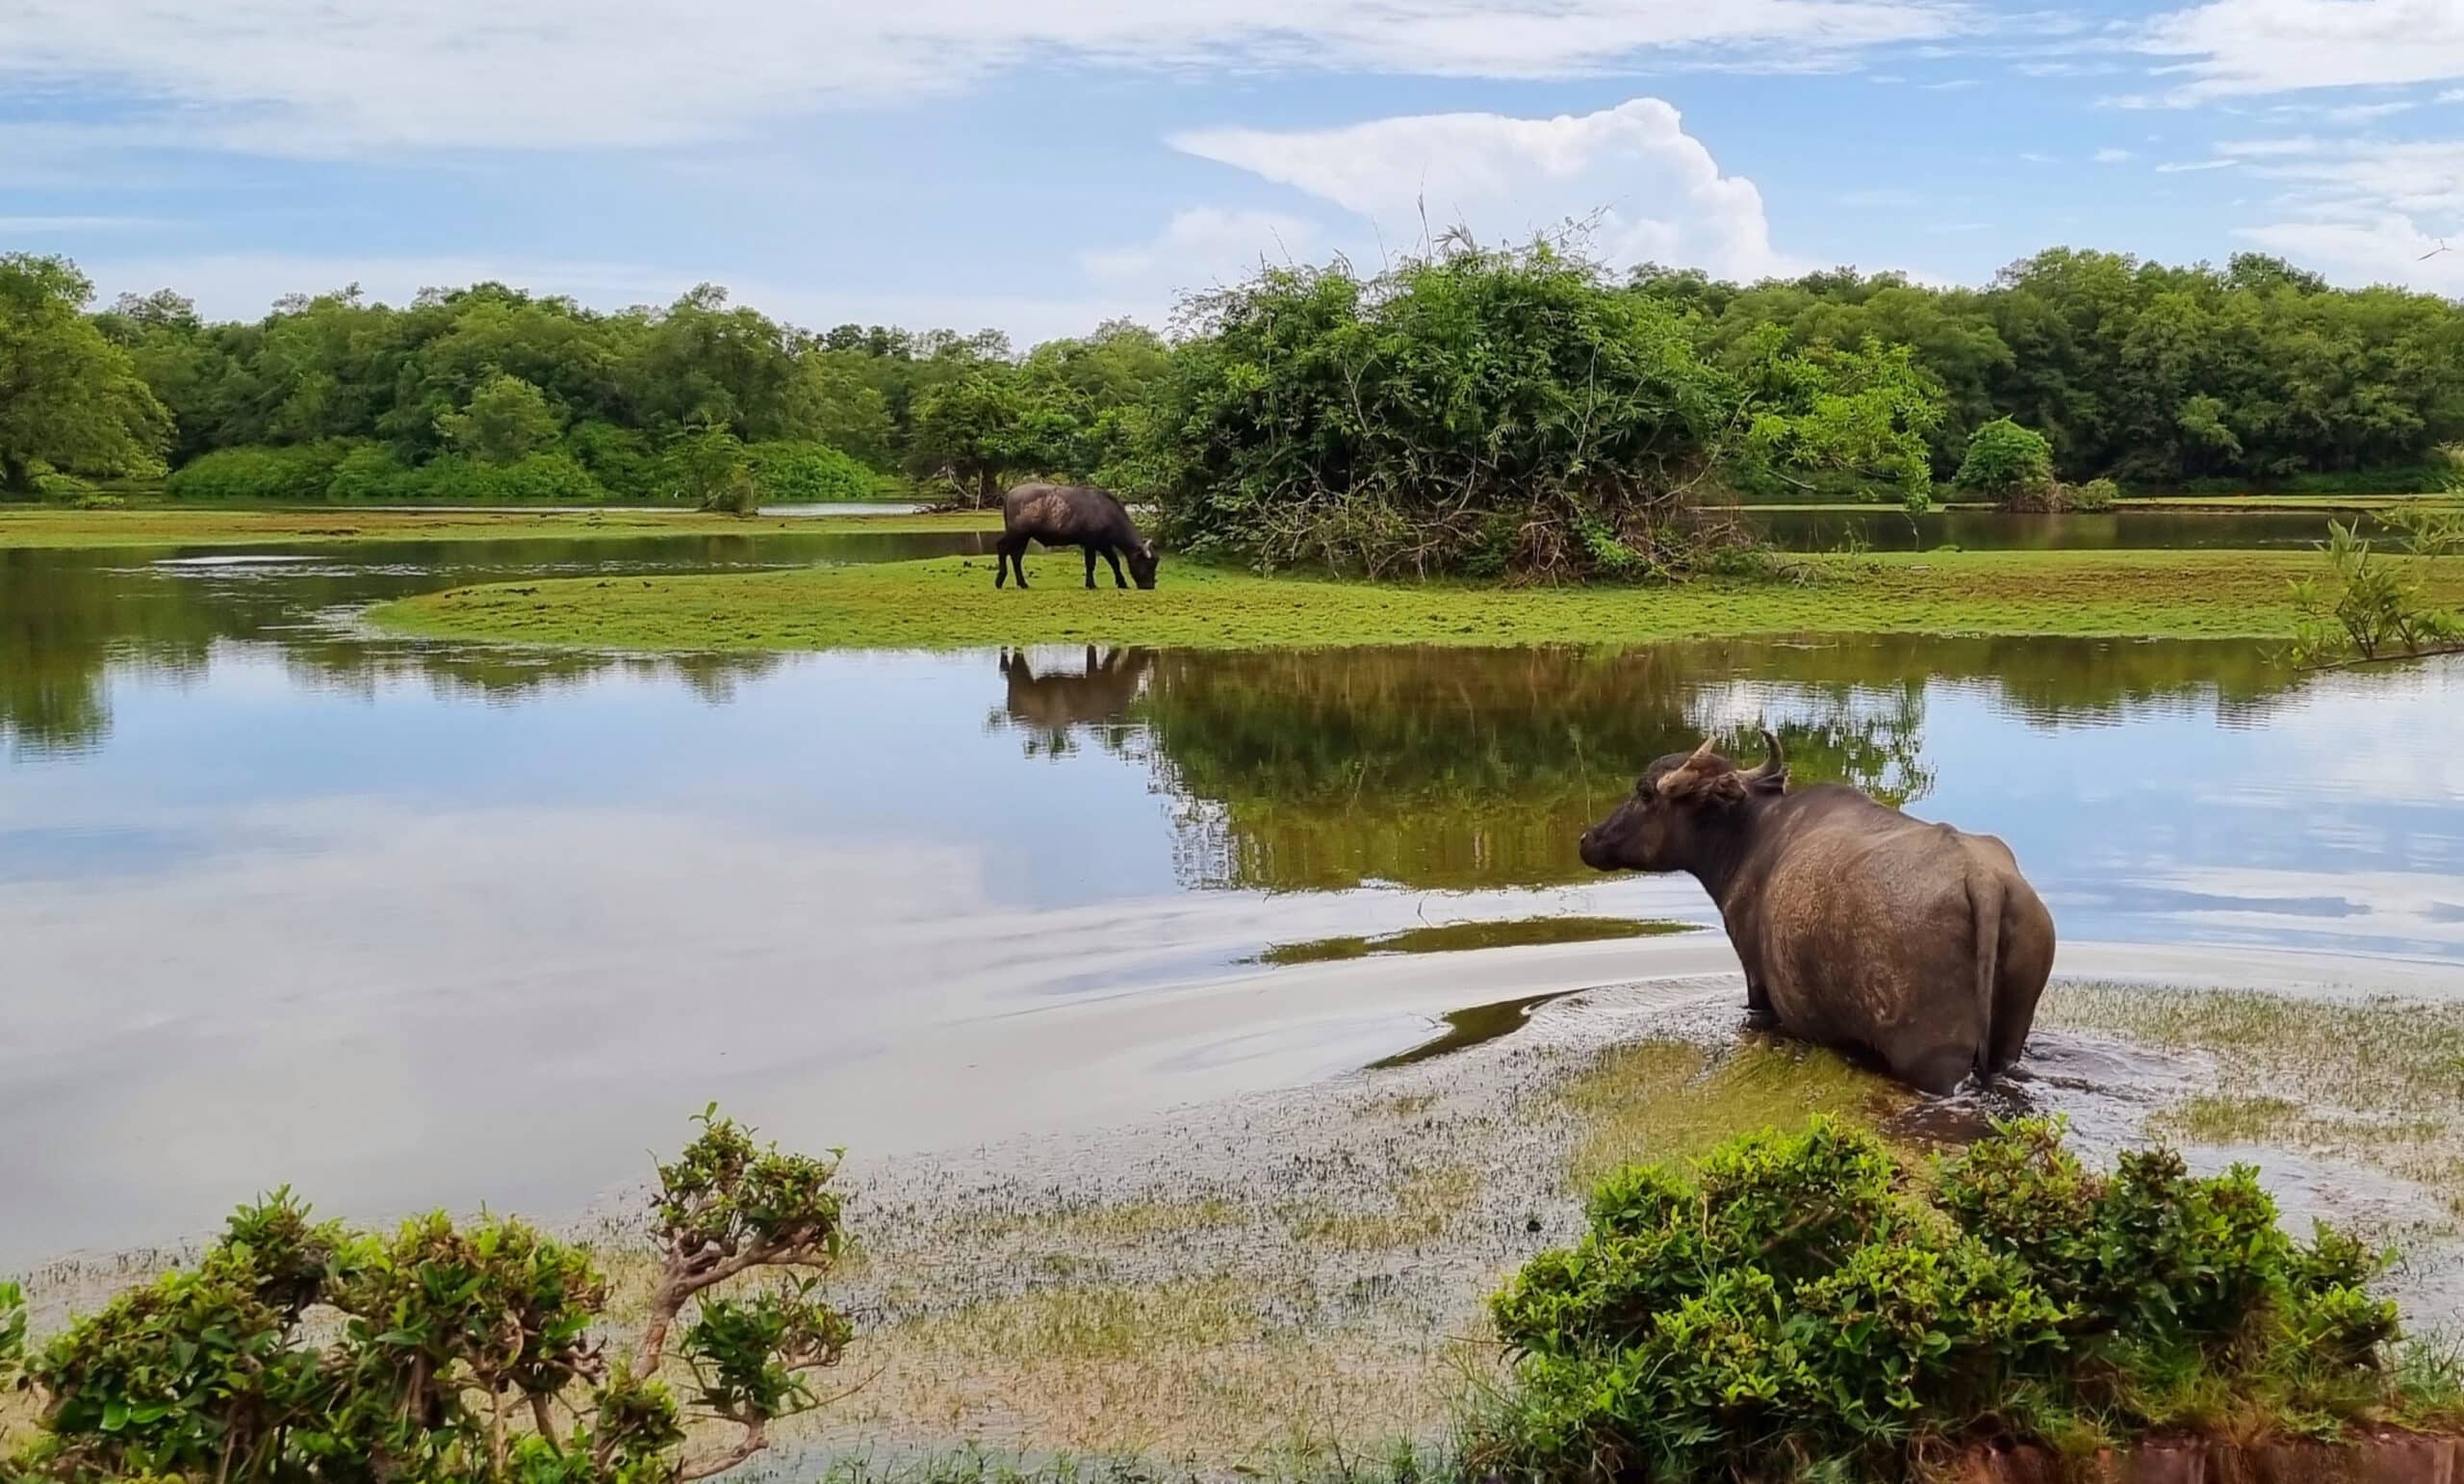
368, 548, 2464, 652
0, 506, 998, 550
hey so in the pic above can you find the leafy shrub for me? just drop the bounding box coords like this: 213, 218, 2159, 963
5, 1109, 848, 1483
746, 440, 876, 502
1954, 418, 2057, 506
667, 424, 758, 514
567, 421, 660, 499
1476, 1116, 2429, 1483
325, 443, 418, 501
1136, 242, 1938, 580
167, 442, 355, 502
2289, 517, 2464, 665
398, 450, 610, 503
2071, 476, 2120, 512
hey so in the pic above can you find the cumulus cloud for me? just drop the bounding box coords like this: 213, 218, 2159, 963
1165, 98, 1808, 280
2137, 0, 2464, 101
0, 0, 1961, 155
1077, 208, 1320, 290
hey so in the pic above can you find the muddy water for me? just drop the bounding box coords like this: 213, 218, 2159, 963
4, 533, 2462, 1262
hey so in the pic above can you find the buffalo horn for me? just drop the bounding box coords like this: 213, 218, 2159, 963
1740, 729, 1785, 786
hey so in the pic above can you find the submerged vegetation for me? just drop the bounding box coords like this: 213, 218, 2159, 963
1252, 916, 1696, 966
1476, 1116, 2457, 1481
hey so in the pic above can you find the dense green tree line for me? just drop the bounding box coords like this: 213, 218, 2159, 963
1634, 248, 2464, 490
0, 251, 1169, 505
8, 243, 2464, 513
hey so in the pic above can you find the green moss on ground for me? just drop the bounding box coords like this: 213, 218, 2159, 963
0, 507, 1000, 550
368, 548, 2464, 652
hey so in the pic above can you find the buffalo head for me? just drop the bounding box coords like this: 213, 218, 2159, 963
1578, 729, 1787, 874
1127, 539, 1161, 590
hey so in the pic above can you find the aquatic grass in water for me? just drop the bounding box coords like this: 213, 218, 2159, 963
1557, 1038, 1915, 1191
1252, 915, 1696, 966
2042, 984, 2464, 1214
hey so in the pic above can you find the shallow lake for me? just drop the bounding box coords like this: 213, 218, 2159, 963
5, 531, 2461, 1262
1741, 504, 2384, 550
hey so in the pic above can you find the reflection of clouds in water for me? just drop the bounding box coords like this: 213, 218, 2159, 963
0, 787, 1711, 1260
2118, 866, 2464, 950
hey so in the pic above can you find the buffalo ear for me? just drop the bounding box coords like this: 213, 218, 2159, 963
1656, 741, 1748, 807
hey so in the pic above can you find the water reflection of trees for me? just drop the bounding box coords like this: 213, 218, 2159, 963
0, 547, 785, 756
1094, 637, 2319, 893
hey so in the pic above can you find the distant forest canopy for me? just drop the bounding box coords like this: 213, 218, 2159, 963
8, 243, 2464, 504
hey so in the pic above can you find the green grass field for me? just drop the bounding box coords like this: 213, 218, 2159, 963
368, 547, 2460, 652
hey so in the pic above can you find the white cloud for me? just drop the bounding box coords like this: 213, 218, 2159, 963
1168, 97, 1809, 280
2092, 146, 2136, 162
0, 215, 165, 232
1918, 77, 1980, 89
2153, 159, 2236, 171
2137, 0, 2464, 102
0, 0, 1963, 155
2239, 215, 2464, 291
2019, 150, 2059, 163
1077, 207, 1322, 297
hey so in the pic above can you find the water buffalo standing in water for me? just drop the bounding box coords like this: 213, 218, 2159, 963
1578, 731, 2054, 1094
994, 482, 1159, 591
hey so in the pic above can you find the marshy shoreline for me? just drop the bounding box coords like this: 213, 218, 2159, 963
18, 942, 2464, 1475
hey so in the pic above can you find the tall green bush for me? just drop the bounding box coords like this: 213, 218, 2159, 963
1953, 418, 2057, 505
1476, 1116, 2430, 1482
166, 443, 354, 502
747, 441, 875, 502
0, 1110, 850, 1483
1134, 243, 1938, 580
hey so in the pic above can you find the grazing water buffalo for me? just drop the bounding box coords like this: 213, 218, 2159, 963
994, 482, 1160, 591
1578, 730, 2054, 1094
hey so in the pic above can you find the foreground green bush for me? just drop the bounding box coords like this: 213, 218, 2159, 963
0, 1109, 848, 1482
1476, 1116, 2443, 1483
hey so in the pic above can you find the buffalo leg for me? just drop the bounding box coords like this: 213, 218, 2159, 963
993, 540, 1009, 588
1743, 979, 1779, 1031
1083, 547, 1099, 589
1012, 542, 1030, 589
1105, 549, 1128, 589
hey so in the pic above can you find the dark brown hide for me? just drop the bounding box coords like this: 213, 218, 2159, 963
1578, 732, 2055, 1093
994, 482, 1159, 590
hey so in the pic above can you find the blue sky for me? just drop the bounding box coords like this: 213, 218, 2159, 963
7, 0, 2464, 342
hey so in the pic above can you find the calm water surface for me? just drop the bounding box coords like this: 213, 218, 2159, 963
5, 530, 2461, 1259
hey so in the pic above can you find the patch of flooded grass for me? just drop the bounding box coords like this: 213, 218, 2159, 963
1277, 1166, 1480, 1251
1557, 1036, 1915, 1190
1254, 915, 1695, 966
2043, 984, 2464, 1213
823, 1278, 1487, 1459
